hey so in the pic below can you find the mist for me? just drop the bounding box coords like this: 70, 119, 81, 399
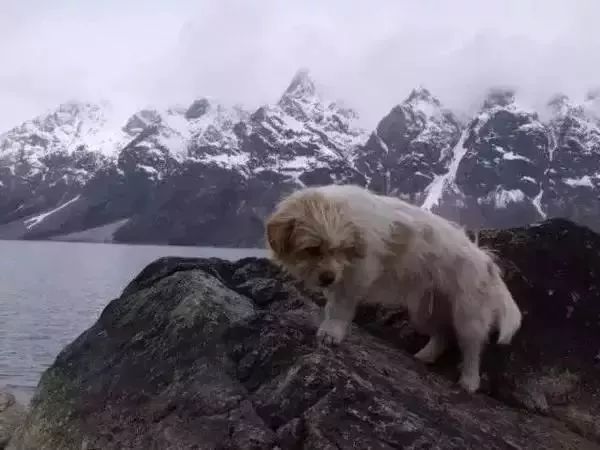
1, 0, 599, 130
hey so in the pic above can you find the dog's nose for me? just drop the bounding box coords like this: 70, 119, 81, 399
318, 271, 335, 287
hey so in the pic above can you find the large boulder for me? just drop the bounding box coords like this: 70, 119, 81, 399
9, 219, 600, 449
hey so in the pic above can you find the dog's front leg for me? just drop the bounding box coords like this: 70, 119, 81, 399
316, 289, 360, 346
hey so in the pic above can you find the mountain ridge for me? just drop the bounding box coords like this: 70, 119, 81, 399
1, 70, 599, 246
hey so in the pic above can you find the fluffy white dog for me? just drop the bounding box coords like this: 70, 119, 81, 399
265, 184, 522, 392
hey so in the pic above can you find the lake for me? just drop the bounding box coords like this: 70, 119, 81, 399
0, 239, 266, 405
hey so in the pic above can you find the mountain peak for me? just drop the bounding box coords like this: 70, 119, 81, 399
406, 87, 440, 106
275, 68, 324, 121
586, 88, 600, 102
185, 98, 212, 120
281, 68, 317, 101
48, 101, 100, 118
548, 93, 573, 114
483, 87, 516, 109
400, 87, 447, 120
547, 93, 588, 119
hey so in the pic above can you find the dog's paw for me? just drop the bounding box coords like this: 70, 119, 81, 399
414, 347, 438, 364
458, 374, 481, 393
316, 321, 347, 346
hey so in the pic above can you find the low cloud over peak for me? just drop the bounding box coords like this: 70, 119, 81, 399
1, 0, 599, 130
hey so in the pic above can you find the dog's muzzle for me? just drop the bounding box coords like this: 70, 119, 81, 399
318, 271, 335, 287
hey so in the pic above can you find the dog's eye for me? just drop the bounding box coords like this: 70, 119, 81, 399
303, 246, 321, 257
340, 245, 361, 259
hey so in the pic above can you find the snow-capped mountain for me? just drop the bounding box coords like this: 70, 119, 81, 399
422, 88, 550, 229
356, 87, 461, 200
1, 70, 599, 246
543, 93, 600, 227
238, 69, 368, 185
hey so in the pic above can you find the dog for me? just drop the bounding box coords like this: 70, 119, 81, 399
265, 184, 522, 393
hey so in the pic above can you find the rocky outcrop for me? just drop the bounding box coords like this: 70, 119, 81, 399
0, 391, 26, 449
8, 218, 600, 449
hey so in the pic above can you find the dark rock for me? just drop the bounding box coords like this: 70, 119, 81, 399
482, 88, 516, 109
185, 99, 211, 120
9, 218, 600, 449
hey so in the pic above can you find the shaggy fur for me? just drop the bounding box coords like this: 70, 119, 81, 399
265, 184, 522, 392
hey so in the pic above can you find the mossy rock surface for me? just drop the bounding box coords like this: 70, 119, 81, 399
9, 219, 600, 449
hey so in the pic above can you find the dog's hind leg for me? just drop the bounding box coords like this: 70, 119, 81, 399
410, 290, 449, 364
453, 305, 492, 393
415, 333, 448, 364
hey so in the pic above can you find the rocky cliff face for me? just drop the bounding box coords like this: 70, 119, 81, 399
8, 218, 600, 449
1, 71, 600, 246
355, 87, 461, 199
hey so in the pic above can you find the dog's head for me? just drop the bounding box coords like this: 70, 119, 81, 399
265, 190, 365, 289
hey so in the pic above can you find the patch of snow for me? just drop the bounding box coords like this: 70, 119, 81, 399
279, 113, 306, 133
137, 164, 158, 175
422, 128, 469, 210
422, 174, 445, 211
518, 123, 544, 133
522, 176, 536, 183
0, 101, 129, 162
495, 189, 525, 208
199, 152, 250, 170
503, 152, 532, 163
410, 98, 439, 119
24, 195, 81, 230
471, 112, 490, 136
564, 175, 594, 187
533, 189, 547, 218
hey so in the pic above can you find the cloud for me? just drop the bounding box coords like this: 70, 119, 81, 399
1, 0, 599, 130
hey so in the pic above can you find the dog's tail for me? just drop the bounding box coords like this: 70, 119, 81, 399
495, 284, 522, 345
485, 261, 522, 345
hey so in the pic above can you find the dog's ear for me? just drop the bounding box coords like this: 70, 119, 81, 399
265, 215, 295, 256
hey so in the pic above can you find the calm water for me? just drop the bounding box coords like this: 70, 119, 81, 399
0, 240, 266, 405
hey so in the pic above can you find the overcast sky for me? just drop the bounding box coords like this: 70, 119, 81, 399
1, 0, 599, 130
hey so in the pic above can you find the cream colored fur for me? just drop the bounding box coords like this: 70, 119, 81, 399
265, 184, 522, 392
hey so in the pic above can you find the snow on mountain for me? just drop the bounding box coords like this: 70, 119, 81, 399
186, 100, 250, 170
422, 88, 549, 228
24, 195, 81, 230
418, 87, 600, 231
2, 69, 600, 246
356, 87, 461, 198
0, 101, 123, 181
542, 93, 600, 225
122, 100, 250, 165
422, 127, 469, 211
237, 69, 368, 184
